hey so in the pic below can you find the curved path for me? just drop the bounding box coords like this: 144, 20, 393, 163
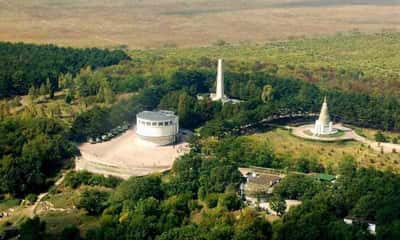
351, 132, 400, 154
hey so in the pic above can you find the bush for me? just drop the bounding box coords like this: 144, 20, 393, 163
218, 192, 242, 211
205, 194, 219, 209
60, 224, 81, 240
112, 175, 163, 204
375, 131, 387, 143
269, 194, 286, 216
19, 217, 46, 240
77, 189, 110, 215
64, 171, 122, 189
25, 194, 37, 204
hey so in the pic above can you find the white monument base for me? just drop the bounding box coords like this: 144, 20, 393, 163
312, 120, 337, 136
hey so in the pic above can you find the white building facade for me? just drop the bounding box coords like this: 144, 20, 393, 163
136, 110, 179, 145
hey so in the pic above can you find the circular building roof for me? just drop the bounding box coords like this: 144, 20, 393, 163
137, 110, 177, 121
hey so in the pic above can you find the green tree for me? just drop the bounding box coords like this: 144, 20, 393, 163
219, 191, 242, 211
234, 209, 272, 240
59, 72, 74, 89
19, 216, 46, 240
77, 189, 110, 215
28, 86, 37, 100
270, 195, 286, 216
39, 83, 47, 96
177, 92, 194, 128
97, 80, 114, 104
65, 89, 74, 104
156, 225, 202, 240
45, 78, 53, 98
261, 84, 273, 103
375, 130, 387, 143
60, 225, 81, 240
112, 175, 163, 204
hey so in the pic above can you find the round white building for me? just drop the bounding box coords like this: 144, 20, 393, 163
136, 110, 179, 145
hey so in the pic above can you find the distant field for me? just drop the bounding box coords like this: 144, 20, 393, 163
126, 32, 400, 94
0, 0, 399, 48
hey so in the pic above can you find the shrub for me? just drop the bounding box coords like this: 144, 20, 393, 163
60, 224, 81, 240
25, 194, 37, 204
375, 131, 387, 143
77, 189, 110, 215
205, 194, 219, 208
64, 171, 122, 189
218, 192, 242, 211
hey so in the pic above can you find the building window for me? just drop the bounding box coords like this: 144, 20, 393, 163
146, 122, 150, 126
158, 122, 163, 126
164, 121, 169, 126
152, 122, 157, 126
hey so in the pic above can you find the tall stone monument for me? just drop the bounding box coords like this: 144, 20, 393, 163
211, 59, 226, 101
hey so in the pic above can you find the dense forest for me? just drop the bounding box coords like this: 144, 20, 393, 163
0, 117, 77, 196
0, 42, 129, 98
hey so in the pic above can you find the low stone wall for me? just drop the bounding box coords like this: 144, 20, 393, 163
75, 152, 172, 179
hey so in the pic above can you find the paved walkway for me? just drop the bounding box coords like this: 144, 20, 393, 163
246, 197, 302, 215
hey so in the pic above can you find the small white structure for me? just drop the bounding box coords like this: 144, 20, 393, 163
344, 218, 376, 235
136, 110, 179, 145
313, 97, 337, 136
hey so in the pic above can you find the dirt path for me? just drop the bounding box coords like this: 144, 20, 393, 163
351, 131, 400, 153
28, 172, 68, 217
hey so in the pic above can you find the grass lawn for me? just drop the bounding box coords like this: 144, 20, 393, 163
40, 185, 104, 236
41, 210, 99, 237
246, 128, 400, 173
44, 188, 80, 209
0, 199, 20, 213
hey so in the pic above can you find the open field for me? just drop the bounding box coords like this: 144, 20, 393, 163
0, 0, 399, 48
247, 128, 400, 173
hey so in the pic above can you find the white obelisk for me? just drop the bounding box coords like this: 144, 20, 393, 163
215, 59, 224, 100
